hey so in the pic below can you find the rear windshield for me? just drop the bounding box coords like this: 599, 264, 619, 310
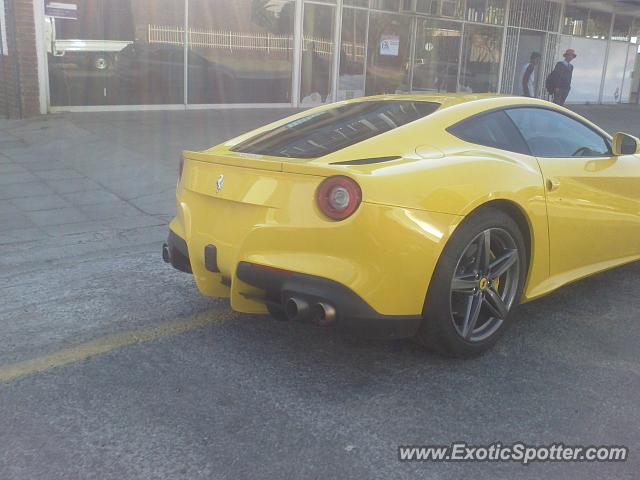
231, 100, 439, 158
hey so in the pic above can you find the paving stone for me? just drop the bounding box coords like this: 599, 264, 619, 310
34, 169, 85, 181
41, 214, 166, 237
77, 201, 145, 220
0, 211, 38, 231
0, 172, 39, 185
0, 227, 47, 245
128, 192, 176, 217
0, 139, 27, 149
22, 160, 71, 172
10, 194, 72, 212
25, 207, 88, 227
62, 190, 122, 206
46, 178, 104, 194
0, 164, 28, 175
0, 182, 55, 200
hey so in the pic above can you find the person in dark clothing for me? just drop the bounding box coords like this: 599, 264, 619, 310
550, 49, 576, 106
521, 52, 541, 97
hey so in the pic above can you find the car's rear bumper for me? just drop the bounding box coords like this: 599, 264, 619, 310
235, 260, 422, 339
163, 230, 422, 339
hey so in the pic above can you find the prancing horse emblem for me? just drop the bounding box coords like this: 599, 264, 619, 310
215, 174, 224, 193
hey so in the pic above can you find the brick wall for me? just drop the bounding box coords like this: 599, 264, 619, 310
0, 0, 41, 119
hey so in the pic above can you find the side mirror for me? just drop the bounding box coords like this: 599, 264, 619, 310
612, 132, 640, 156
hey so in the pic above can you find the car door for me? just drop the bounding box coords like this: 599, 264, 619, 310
506, 107, 640, 279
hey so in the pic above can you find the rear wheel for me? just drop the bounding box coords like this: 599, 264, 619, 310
415, 207, 527, 357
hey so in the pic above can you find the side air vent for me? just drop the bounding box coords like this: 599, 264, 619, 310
330, 156, 401, 166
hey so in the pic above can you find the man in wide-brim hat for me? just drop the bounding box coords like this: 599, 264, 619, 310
548, 48, 577, 106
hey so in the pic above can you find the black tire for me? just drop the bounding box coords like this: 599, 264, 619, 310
267, 303, 288, 321
415, 207, 528, 358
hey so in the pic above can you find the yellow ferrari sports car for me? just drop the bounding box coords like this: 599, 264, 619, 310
163, 93, 640, 357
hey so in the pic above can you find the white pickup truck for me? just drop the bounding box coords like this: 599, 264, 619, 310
44, 15, 132, 70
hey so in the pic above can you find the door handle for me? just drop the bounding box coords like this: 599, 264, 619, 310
546, 178, 560, 192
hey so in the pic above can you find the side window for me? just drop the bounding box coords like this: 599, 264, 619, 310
506, 108, 610, 158
447, 111, 530, 155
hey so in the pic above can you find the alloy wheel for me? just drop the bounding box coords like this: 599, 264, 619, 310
449, 228, 520, 342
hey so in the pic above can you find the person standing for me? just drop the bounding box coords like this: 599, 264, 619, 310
548, 49, 577, 106
520, 52, 541, 97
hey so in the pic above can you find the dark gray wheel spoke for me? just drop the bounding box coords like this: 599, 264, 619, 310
483, 288, 509, 320
477, 230, 491, 272
462, 293, 483, 339
489, 249, 518, 279
451, 274, 478, 294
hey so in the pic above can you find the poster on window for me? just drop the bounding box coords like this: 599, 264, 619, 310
45, 2, 78, 20
379, 35, 400, 56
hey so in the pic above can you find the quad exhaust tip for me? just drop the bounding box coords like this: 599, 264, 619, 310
285, 297, 310, 322
311, 302, 337, 326
284, 297, 337, 325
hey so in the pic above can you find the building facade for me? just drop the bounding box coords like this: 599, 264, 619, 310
1, 0, 640, 118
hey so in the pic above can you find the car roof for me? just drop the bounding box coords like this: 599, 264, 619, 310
344, 93, 610, 138
218, 93, 610, 167
341, 93, 546, 110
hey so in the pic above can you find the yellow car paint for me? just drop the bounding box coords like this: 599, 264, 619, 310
169, 94, 640, 317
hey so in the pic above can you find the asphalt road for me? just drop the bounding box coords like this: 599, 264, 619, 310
1, 105, 639, 479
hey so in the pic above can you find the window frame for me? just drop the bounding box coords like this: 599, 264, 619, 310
446, 109, 531, 155
446, 105, 612, 159
503, 106, 613, 159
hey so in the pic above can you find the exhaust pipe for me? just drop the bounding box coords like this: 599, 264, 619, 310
311, 302, 337, 326
162, 243, 171, 263
285, 297, 310, 322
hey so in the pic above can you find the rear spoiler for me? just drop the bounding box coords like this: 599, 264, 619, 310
183, 150, 348, 177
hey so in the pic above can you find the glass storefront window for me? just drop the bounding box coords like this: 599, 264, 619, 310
563, 6, 588, 37
365, 13, 412, 95
187, 0, 294, 104
465, 0, 506, 26
47, 0, 184, 106
602, 41, 629, 102
344, 0, 370, 7
460, 24, 502, 93
412, 19, 461, 92
587, 10, 612, 40
44, 0, 635, 110
416, 0, 465, 19
338, 8, 367, 100
612, 15, 632, 42
371, 0, 402, 12
300, 3, 335, 104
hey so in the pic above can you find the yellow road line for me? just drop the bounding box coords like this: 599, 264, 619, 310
0, 308, 234, 383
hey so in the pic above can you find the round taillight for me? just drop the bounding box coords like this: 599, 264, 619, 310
316, 176, 362, 221
178, 155, 184, 182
